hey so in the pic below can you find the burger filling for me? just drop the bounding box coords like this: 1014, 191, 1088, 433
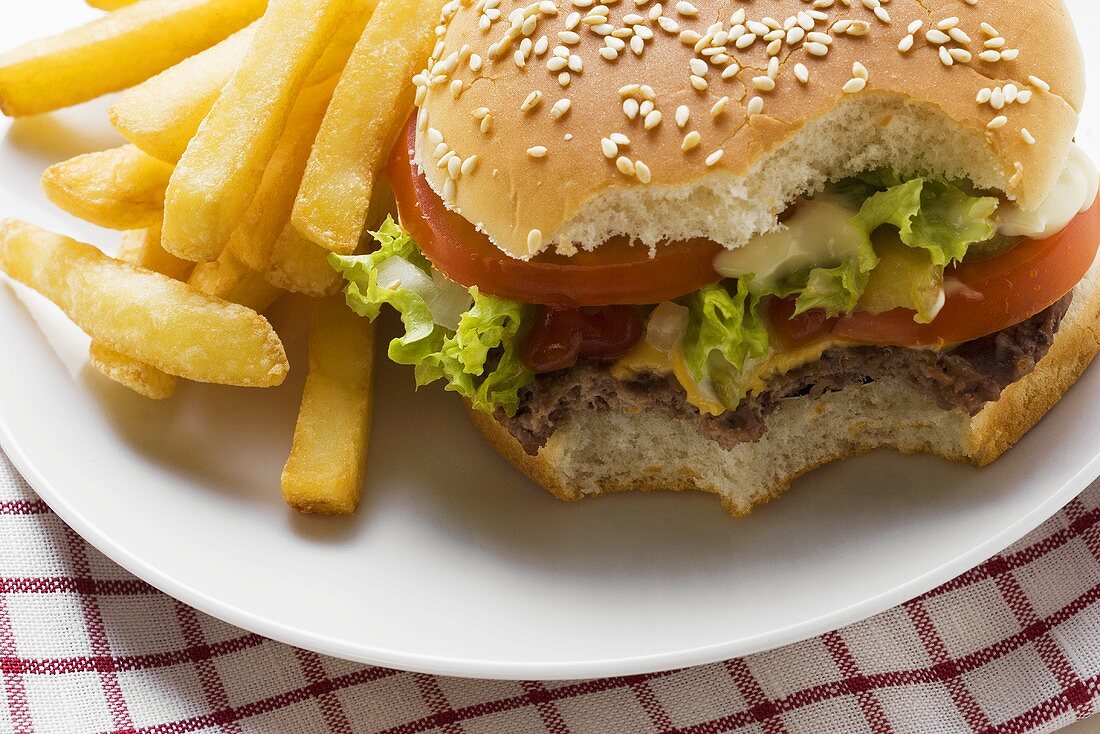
331, 144, 1100, 456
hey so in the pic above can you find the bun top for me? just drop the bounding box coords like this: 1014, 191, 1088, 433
413, 0, 1085, 260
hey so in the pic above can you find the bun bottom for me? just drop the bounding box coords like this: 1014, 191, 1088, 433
467, 256, 1100, 517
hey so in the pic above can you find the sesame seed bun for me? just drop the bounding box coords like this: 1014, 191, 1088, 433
414, 0, 1084, 259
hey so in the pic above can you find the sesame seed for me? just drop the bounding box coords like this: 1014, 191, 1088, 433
442, 178, 456, 202
753, 76, 776, 92
1020, 128, 1036, 145
521, 90, 543, 112
616, 156, 636, 175
805, 41, 829, 56
705, 149, 724, 166
528, 229, 543, 251
601, 137, 618, 158
843, 77, 866, 94
987, 115, 1007, 130
949, 28, 971, 44
635, 160, 652, 183
460, 155, 479, 176
898, 35, 914, 53
747, 96, 764, 115
710, 96, 729, 118
681, 130, 701, 151
644, 110, 662, 129
690, 75, 708, 91
624, 98, 640, 119
1029, 75, 1051, 92
794, 63, 809, 84
551, 98, 572, 119
926, 29, 950, 45
611, 132, 631, 146
675, 1, 698, 17
527, 145, 548, 158
675, 105, 690, 128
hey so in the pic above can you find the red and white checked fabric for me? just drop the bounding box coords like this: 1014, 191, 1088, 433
3, 448, 1100, 734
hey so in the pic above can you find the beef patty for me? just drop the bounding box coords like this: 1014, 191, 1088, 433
499, 294, 1073, 455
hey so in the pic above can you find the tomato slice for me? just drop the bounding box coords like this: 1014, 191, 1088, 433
770, 198, 1100, 348
388, 116, 723, 307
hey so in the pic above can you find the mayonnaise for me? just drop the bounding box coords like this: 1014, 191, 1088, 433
713, 195, 865, 287
997, 144, 1099, 239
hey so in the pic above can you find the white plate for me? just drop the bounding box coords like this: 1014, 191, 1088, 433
2, 1, 1100, 681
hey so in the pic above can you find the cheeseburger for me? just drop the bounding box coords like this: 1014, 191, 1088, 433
332, 0, 1100, 515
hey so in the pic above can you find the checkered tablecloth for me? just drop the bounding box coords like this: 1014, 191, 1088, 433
2, 449, 1100, 734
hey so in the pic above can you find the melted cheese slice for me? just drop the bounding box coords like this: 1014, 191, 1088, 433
612, 338, 843, 416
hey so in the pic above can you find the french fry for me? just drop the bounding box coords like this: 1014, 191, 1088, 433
226, 81, 338, 272
121, 221, 195, 282
87, 0, 140, 9
109, 24, 257, 164
225, 0, 380, 271
268, 180, 395, 296
161, 0, 354, 263
188, 249, 281, 313
0, 0, 266, 117
305, 0, 380, 86
266, 222, 344, 297
88, 223, 193, 399
282, 295, 375, 515
41, 146, 173, 231
291, 0, 438, 255
0, 220, 288, 387
89, 343, 177, 400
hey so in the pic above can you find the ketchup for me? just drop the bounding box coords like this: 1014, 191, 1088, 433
520, 306, 645, 374
766, 297, 837, 349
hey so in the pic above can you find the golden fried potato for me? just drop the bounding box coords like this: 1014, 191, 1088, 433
188, 249, 281, 313
161, 0, 354, 263
291, 0, 438, 255
87, 0, 140, 8
0, 220, 288, 387
282, 296, 375, 515
41, 146, 173, 231
265, 222, 343, 297
89, 342, 177, 399
89, 224, 191, 399
121, 222, 195, 282
226, 81, 337, 273
0, 0, 266, 117
109, 24, 257, 164
225, 0, 380, 271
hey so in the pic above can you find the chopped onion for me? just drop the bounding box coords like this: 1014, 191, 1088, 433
374, 256, 473, 332
645, 301, 689, 354
430, 269, 474, 331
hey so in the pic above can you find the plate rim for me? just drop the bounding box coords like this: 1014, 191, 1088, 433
3, 383, 1098, 680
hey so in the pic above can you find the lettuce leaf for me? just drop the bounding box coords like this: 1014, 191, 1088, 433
438, 291, 532, 415
330, 218, 534, 416
851, 178, 999, 266
682, 279, 770, 383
